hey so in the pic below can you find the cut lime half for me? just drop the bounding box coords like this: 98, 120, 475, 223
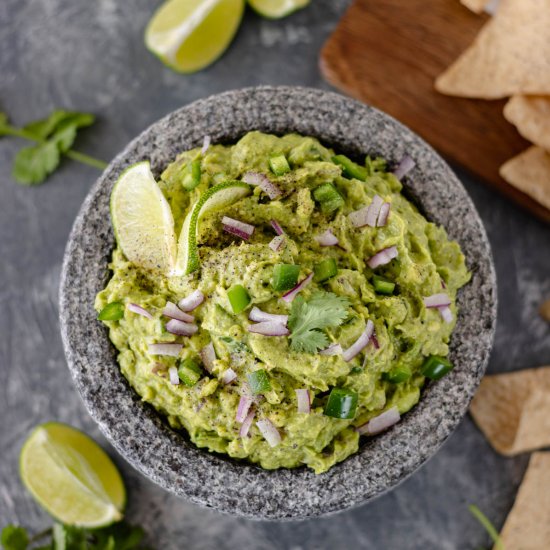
248, 0, 309, 18
145, 0, 245, 73
19, 423, 126, 527
175, 181, 251, 275
110, 161, 177, 275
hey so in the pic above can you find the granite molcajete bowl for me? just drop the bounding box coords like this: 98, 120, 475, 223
60, 86, 496, 520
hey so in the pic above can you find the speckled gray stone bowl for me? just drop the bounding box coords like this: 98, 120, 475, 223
60, 86, 496, 520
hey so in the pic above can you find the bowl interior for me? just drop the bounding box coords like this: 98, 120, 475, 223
60, 86, 496, 520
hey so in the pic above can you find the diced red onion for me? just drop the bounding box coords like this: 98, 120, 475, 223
200, 342, 216, 373
148, 343, 183, 357
357, 406, 401, 435
319, 343, 343, 356
371, 332, 380, 350
178, 290, 205, 311
127, 303, 153, 319
281, 272, 314, 303
393, 155, 415, 180
242, 171, 282, 200
256, 419, 281, 447
222, 216, 255, 240
348, 205, 370, 228
367, 246, 398, 269
423, 293, 451, 308
270, 219, 284, 235
168, 366, 180, 385
315, 228, 339, 246
247, 321, 289, 337
201, 135, 211, 155
295, 389, 311, 414
269, 235, 285, 252
239, 408, 255, 438
441, 278, 447, 289
165, 319, 198, 336
236, 395, 253, 423
377, 202, 391, 227
249, 306, 288, 325
162, 301, 194, 322
342, 320, 374, 362
439, 305, 453, 324
366, 195, 384, 227
221, 368, 237, 385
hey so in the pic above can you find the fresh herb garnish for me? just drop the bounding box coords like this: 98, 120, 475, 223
0, 110, 107, 185
288, 291, 349, 353
468, 504, 505, 550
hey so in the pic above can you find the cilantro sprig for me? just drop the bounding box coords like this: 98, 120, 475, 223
0, 110, 107, 185
288, 291, 350, 353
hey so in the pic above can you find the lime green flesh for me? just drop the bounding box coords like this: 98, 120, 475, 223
19, 423, 126, 527
145, 0, 245, 73
248, 0, 309, 18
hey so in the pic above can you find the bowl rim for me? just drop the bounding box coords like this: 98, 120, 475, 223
59, 85, 497, 520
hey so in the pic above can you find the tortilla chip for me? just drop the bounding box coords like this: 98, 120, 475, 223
500, 146, 550, 211
436, 0, 550, 99
540, 299, 550, 322
498, 452, 550, 550
504, 95, 550, 151
470, 366, 550, 455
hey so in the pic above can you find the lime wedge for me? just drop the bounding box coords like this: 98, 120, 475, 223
110, 161, 177, 275
20, 423, 126, 527
248, 0, 309, 18
145, 0, 245, 73
175, 181, 251, 275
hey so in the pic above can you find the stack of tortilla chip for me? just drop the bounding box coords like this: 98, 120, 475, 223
437, 0, 550, 212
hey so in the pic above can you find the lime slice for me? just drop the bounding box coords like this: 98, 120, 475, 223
20, 423, 126, 527
110, 161, 177, 275
175, 181, 251, 275
248, 0, 309, 18
145, 0, 245, 73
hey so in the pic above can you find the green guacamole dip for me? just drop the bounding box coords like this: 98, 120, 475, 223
96, 132, 470, 474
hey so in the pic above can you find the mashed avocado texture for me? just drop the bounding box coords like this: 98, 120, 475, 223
96, 132, 470, 474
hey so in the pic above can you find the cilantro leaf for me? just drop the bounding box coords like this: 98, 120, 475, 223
0, 112, 9, 136
288, 291, 349, 353
12, 141, 60, 185
1, 525, 29, 550
23, 111, 94, 141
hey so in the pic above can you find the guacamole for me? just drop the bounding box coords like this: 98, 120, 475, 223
96, 132, 470, 474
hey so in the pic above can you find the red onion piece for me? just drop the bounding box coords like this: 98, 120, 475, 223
393, 155, 415, 180
439, 305, 453, 324
377, 202, 391, 227
366, 195, 384, 227
248, 307, 288, 325
201, 135, 211, 155
242, 171, 282, 200
295, 389, 311, 414
367, 246, 398, 269
247, 321, 289, 337
200, 342, 216, 373
269, 235, 285, 252
236, 395, 253, 423
270, 219, 284, 235
127, 303, 153, 319
256, 419, 281, 447
281, 272, 314, 303
162, 301, 194, 322
239, 408, 255, 438
148, 343, 183, 357
178, 290, 205, 312
319, 343, 343, 356
357, 406, 401, 435
165, 319, 198, 336
168, 366, 180, 385
342, 320, 374, 362
222, 216, 255, 240
221, 368, 237, 385
423, 293, 451, 308
441, 278, 447, 289
315, 228, 339, 246
348, 205, 370, 228
371, 332, 380, 350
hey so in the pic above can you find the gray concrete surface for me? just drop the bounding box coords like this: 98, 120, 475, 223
1, 0, 549, 548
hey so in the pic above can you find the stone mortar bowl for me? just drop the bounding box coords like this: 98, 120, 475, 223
60, 86, 497, 520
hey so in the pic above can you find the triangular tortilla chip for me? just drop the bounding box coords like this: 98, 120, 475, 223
436, 0, 550, 99
500, 146, 550, 211
470, 366, 550, 455
540, 299, 550, 322
504, 95, 550, 152
497, 452, 550, 550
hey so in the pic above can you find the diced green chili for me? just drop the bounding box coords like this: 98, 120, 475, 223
332, 154, 368, 181
383, 365, 412, 384
314, 258, 338, 282
247, 369, 271, 394
324, 388, 358, 419
373, 275, 395, 295
97, 302, 124, 321
271, 264, 300, 291
421, 355, 454, 380
182, 159, 201, 190
269, 154, 291, 176
227, 284, 251, 314
178, 358, 202, 387
312, 183, 345, 214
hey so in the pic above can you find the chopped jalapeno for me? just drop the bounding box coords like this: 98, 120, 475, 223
373, 275, 395, 295
247, 369, 271, 394
272, 264, 300, 291
97, 302, 124, 321
269, 154, 291, 176
313, 183, 345, 214
383, 365, 412, 383
332, 154, 368, 181
324, 388, 358, 419
314, 258, 338, 282
227, 284, 251, 314
421, 355, 454, 380
178, 358, 202, 387
182, 159, 201, 190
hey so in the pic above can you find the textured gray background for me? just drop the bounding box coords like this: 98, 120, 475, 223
0, 0, 549, 548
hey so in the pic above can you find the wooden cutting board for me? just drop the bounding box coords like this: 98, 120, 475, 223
320, 0, 550, 223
